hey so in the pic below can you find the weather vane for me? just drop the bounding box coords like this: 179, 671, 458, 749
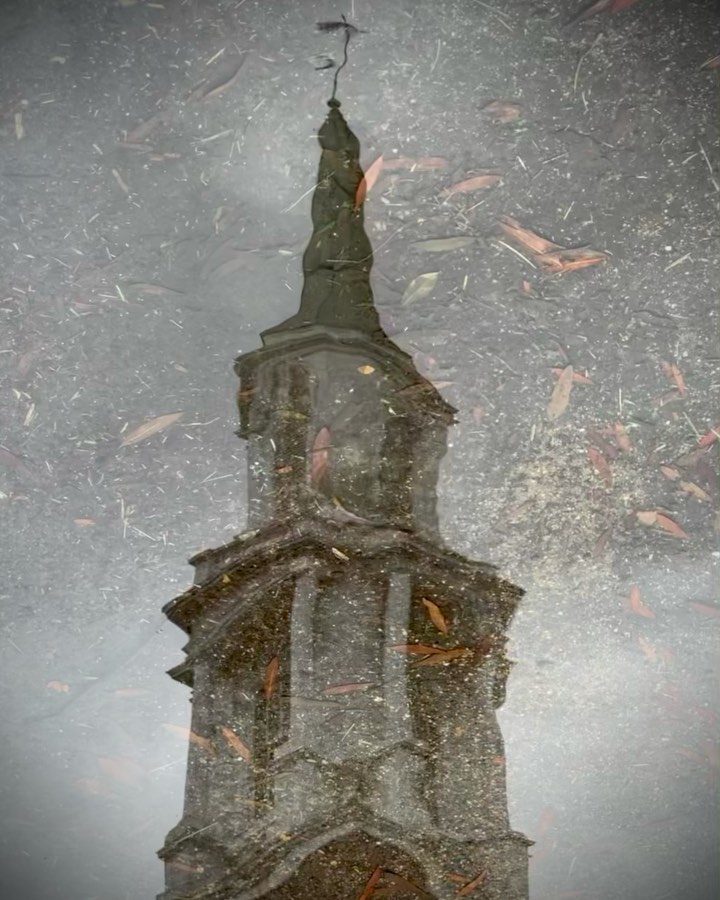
314, 15, 366, 101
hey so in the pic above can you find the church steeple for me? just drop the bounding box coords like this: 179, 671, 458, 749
158, 88, 530, 900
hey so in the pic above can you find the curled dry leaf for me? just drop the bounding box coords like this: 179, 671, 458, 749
354, 155, 384, 210
264, 656, 279, 700
547, 365, 574, 420
442, 173, 502, 197
636, 510, 689, 539
482, 100, 522, 123
629, 585, 655, 619
587, 446, 612, 486
120, 412, 182, 447
221, 725, 252, 762
679, 481, 711, 503
422, 597, 449, 633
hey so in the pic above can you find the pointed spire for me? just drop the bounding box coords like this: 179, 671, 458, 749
263, 99, 384, 341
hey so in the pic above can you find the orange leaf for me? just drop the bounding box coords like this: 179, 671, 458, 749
264, 656, 279, 700
310, 425, 331, 487
551, 367, 592, 384
542, 248, 606, 272
322, 682, 374, 695
422, 598, 449, 634
74, 517, 97, 526
698, 423, 720, 448
162, 723, 215, 756
46, 680, 70, 693
354, 155, 384, 210
655, 512, 689, 539
688, 601, 720, 618
499, 216, 560, 255
457, 869, 489, 896
629, 585, 655, 619
412, 647, 473, 667
357, 866, 383, 900
98, 755, 145, 786
120, 412, 182, 447
547, 365, 574, 420
442, 173, 502, 197
383, 156, 448, 170
221, 725, 252, 762
660, 465, 680, 481
482, 100, 522, 123
587, 447, 612, 486
613, 422, 632, 452
661, 361, 687, 396
390, 643, 446, 655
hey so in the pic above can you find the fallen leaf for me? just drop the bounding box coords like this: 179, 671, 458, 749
700, 54, 720, 70
390, 643, 446, 655
383, 156, 449, 170
540, 247, 607, 273
354, 155, 384, 210
322, 682, 374, 695
661, 361, 687, 396
264, 656, 279, 700
660, 465, 681, 480
688, 601, 720, 618
125, 112, 164, 143
357, 866, 383, 900
655, 512, 689, 539
412, 647, 473, 667
613, 422, 632, 451
14, 112, 24, 140
98, 755, 145, 786
412, 237, 475, 253
331, 546, 350, 561
402, 271, 439, 306
358, 364, 375, 374
457, 868, 489, 896
221, 725, 252, 762
442, 173, 502, 197
678, 480, 711, 503
46, 680, 70, 693
422, 598, 449, 633
126, 282, 185, 296
638, 636, 674, 664
111, 167, 130, 194
120, 412, 182, 447
587, 447, 612, 486
547, 365, 574, 420
636, 510, 658, 526
310, 425, 331, 487
551, 367, 592, 384
500, 215, 560, 255
192, 55, 247, 100
471, 405, 486, 425
162, 723, 215, 755
698, 423, 720, 448
482, 100, 522, 123
74, 518, 97, 526
629, 585, 655, 619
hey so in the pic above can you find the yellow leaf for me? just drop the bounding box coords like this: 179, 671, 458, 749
120, 412, 182, 446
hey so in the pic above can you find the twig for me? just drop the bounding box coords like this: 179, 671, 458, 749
573, 32, 603, 96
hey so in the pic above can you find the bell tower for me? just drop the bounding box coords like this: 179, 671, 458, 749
158, 96, 531, 899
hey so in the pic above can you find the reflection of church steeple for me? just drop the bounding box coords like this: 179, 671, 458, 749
158, 97, 531, 899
